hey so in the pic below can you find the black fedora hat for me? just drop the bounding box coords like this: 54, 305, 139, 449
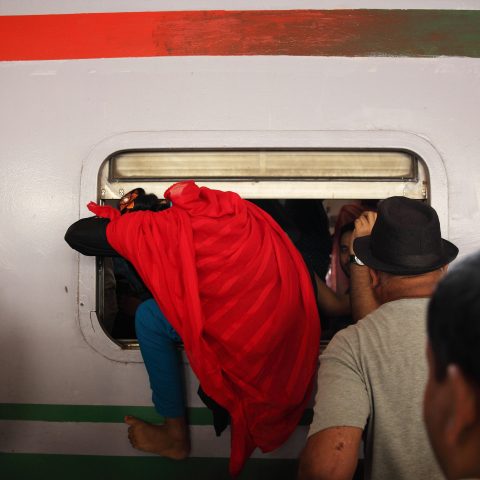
354, 197, 458, 275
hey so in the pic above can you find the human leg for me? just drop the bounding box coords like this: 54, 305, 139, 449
125, 299, 189, 459
136, 298, 185, 417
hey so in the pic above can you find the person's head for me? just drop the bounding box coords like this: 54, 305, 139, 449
118, 188, 169, 214
338, 222, 354, 278
424, 252, 480, 480
353, 196, 458, 303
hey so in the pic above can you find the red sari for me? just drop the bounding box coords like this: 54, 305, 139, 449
91, 181, 320, 476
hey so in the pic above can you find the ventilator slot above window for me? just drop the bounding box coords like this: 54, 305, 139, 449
99, 149, 427, 201
109, 150, 415, 180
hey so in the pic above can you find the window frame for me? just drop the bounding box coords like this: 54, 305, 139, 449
77, 130, 449, 362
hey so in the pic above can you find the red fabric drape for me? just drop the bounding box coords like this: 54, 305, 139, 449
92, 181, 320, 476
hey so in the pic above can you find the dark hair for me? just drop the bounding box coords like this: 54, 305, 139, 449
118, 187, 169, 214
427, 251, 480, 387
130, 193, 169, 213
339, 221, 355, 238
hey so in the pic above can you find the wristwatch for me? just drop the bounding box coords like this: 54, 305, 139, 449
349, 254, 365, 266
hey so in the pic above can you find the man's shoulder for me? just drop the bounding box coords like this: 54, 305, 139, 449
326, 297, 429, 351
360, 297, 429, 324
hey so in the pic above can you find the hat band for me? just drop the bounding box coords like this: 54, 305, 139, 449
375, 250, 444, 268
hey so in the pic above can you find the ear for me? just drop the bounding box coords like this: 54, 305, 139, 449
369, 268, 380, 288
444, 365, 477, 447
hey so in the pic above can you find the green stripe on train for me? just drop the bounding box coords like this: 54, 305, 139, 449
0, 403, 313, 425
0, 453, 298, 480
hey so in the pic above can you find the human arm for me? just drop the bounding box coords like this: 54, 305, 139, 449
314, 273, 351, 317
298, 331, 369, 480
349, 211, 380, 321
349, 264, 379, 322
65, 217, 119, 256
298, 426, 362, 480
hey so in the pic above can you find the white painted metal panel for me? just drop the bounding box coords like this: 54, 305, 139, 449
1, 55, 479, 409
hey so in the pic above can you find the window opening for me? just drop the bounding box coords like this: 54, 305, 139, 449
95, 149, 429, 348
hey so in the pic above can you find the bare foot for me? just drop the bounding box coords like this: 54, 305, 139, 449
124, 415, 190, 460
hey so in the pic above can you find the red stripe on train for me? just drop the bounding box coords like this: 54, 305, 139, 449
0, 10, 377, 61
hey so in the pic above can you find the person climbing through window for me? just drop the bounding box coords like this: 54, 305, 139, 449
65, 181, 320, 477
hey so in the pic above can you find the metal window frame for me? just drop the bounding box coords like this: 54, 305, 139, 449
76, 130, 448, 363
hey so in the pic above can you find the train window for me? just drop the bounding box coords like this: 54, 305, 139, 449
95, 149, 429, 348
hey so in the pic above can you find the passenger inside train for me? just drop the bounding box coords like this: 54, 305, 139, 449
248, 199, 380, 336
424, 250, 480, 480
298, 196, 459, 480
65, 181, 320, 477
314, 203, 380, 339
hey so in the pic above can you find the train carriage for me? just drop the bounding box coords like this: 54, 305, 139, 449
1, 1, 480, 479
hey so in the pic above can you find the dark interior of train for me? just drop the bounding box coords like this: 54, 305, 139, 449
97, 198, 380, 343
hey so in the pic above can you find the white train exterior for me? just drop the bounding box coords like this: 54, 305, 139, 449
1, 1, 480, 479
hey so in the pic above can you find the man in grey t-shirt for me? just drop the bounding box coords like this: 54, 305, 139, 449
298, 197, 458, 480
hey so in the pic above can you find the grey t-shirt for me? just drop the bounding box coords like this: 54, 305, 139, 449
309, 298, 444, 480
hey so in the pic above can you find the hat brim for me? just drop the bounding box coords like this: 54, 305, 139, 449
354, 236, 459, 275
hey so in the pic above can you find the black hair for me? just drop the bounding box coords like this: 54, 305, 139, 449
339, 221, 355, 238
130, 193, 169, 213
427, 251, 480, 387
118, 188, 169, 214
